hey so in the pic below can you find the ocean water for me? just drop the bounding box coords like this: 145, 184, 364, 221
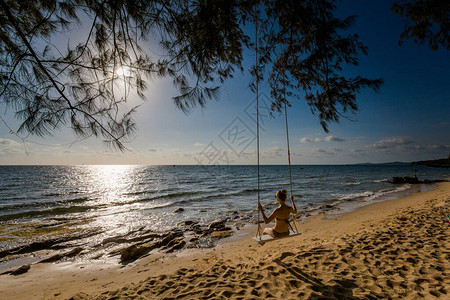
0, 165, 448, 250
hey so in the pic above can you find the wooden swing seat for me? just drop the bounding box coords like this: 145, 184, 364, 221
253, 231, 300, 244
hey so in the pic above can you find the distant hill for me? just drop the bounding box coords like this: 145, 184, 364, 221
377, 162, 411, 166
412, 155, 450, 168
349, 162, 411, 166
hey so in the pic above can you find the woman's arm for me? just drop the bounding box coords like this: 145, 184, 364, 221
257, 204, 277, 224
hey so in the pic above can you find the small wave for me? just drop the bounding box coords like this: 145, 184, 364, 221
363, 184, 412, 203
344, 181, 362, 186
379, 184, 411, 194
0, 183, 22, 190
163, 187, 277, 208
163, 191, 202, 198
239, 188, 260, 194
96, 201, 175, 217
42, 191, 82, 197
159, 192, 235, 208
108, 191, 203, 207
332, 191, 374, 201
369, 179, 389, 183
137, 190, 202, 202
141, 202, 174, 210
125, 190, 156, 196
0, 204, 102, 222
0, 197, 90, 211
333, 184, 412, 203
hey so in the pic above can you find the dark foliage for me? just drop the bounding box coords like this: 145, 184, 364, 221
0, 0, 382, 149
259, 0, 382, 132
392, 0, 449, 50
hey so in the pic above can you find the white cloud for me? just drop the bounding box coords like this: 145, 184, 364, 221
0, 138, 21, 146
262, 146, 285, 158
351, 148, 364, 153
370, 137, 415, 151
312, 147, 328, 154
240, 150, 256, 157
325, 136, 345, 142
367, 137, 450, 157
194, 142, 205, 147
345, 148, 368, 158
0, 147, 23, 156
301, 136, 345, 143
310, 146, 347, 157
377, 137, 414, 146
428, 144, 450, 150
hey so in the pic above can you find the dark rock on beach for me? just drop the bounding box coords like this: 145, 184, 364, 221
120, 231, 184, 262
11, 264, 30, 275
391, 176, 445, 184
208, 220, 227, 231
0, 238, 63, 259
120, 242, 159, 262
210, 230, 234, 239
1, 264, 31, 276
321, 204, 334, 210
0, 229, 100, 260
160, 232, 183, 246
173, 208, 185, 213
101, 237, 128, 245
101, 232, 161, 246
40, 247, 83, 263
391, 176, 419, 184
164, 237, 186, 253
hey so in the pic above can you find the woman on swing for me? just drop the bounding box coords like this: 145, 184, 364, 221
257, 189, 297, 238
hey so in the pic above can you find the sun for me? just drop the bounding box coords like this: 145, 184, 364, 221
115, 66, 129, 78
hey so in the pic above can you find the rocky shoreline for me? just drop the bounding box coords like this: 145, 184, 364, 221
0, 217, 248, 276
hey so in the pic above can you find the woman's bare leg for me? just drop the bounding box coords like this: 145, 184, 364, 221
263, 227, 275, 237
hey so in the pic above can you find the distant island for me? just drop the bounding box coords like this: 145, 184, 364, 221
348, 154, 450, 169
348, 162, 411, 166
412, 154, 450, 169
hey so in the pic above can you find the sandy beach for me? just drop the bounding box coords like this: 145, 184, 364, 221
1, 182, 448, 299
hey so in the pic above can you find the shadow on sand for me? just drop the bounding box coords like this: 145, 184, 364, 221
273, 256, 359, 300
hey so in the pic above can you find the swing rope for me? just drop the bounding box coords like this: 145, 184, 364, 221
284, 101, 299, 233
281, 35, 299, 234
283, 91, 292, 196
255, 6, 263, 239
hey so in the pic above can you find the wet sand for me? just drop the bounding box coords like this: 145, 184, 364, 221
1, 182, 449, 299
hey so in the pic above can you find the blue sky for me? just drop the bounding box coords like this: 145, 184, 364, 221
0, 0, 449, 165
